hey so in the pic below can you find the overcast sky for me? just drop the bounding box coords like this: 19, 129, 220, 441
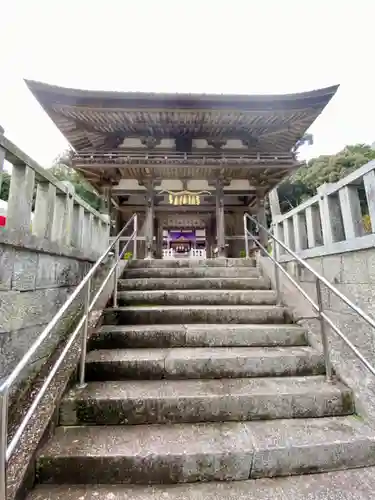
0, 0, 374, 168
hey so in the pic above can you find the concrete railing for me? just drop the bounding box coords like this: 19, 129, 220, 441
272, 159, 375, 261
0, 130, 110, 258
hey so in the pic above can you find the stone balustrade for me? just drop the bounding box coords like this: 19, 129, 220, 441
0, 130, 110, 259
0, 128, 111, 397
272, 159, 375, 261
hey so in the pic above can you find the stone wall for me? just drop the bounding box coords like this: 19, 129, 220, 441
265, 159, 375, 422
0, 234, 92, 394
261, 248, 375, 423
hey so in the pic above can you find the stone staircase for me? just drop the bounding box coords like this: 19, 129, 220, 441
29, 259, 375, 499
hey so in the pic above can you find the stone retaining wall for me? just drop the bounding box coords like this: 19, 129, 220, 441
0, 234, 94, 394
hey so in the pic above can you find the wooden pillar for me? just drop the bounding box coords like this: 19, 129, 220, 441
145, 182, 155, 259
155, 216, 163, 259
206, 216, 214, 258
215, 179, 226, 257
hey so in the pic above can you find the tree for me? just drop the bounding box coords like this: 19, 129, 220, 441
277, 144, 375, 213
0, 172, 11, 201
50, 150, 102, 211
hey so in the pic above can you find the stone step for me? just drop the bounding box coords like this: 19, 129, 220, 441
118, 277, 270, 291
128, 258, 257, 269
26, 467, 375, 500
60, 376, 353, 426
36, 416, 375, 484
116, 290, 277, 306
91, 324, 307, 349
84, 346, 324, 380
103, 305, 287, 325
122, 267, 261, 279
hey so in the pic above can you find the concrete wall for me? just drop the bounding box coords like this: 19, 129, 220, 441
260, 247, 375, 423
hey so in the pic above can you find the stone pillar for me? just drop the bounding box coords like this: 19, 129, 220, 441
63, 193, 74, 247
144, 183, 155, 259
215, 179, 226, 257
283, 218, 295, 251
318, 184, 345, 245
305, 205, 323, 248
0, 143, 5, 197
51, 193, 69, 243
293, 212, 308, 251
7, 164, 35, 233
339, 185, 364, 239
72, 204, 85, 250
33, 182, 56, 239
364, 170, 375, 232
255, 193, 268, 248
268, 188, 281, 220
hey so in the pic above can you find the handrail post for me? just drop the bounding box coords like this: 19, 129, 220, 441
315, 278, 333, 381
133, 214, 138, 260
0, 386, 8, 500
243, 214, 249, 258
113, 239, 120, 308
78, 278, 91, 388
274, 237, 281, 305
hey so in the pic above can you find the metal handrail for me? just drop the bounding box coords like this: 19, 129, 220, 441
0, 214, 138, 499
243, 212, 375, 382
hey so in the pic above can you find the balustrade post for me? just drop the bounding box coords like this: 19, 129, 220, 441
0, 144, 5, 197
7, 164, 35, 233
255, 193, 267, 249
63, 193, 74, 247
51, 193, 67, 243
72, 204, 85, 249
318, 185, 345, 245
268, 188, 281, 219
364, 170, 375, 233
338, 185, 364, 239
293, 212, 308, 251
283, 218, 295, 251
305, 205, 323, 248
33, 182, 56, 239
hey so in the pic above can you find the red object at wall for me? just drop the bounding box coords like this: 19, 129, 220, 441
0, 215, 6, 227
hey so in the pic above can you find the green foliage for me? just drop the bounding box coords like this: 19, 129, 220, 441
278, 144, 375, 213
49, 152, 102, 210
0, 172, 11, 201
239, 250, 246, 258
123, 251, 133, 260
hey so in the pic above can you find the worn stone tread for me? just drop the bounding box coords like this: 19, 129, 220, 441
128, 258, 257, 269
104, 304, 287, 325
92, 324, 307, 348
60, 376, 353, 425
27, 467, 375, 499
122, 267, 261, 279
85, 345, 324, 380
117, 289, 277, 306
118, 277, 270, 291
36, 417, 375, 484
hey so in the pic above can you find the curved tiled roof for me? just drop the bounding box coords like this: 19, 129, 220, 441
25, 80, 339, 153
